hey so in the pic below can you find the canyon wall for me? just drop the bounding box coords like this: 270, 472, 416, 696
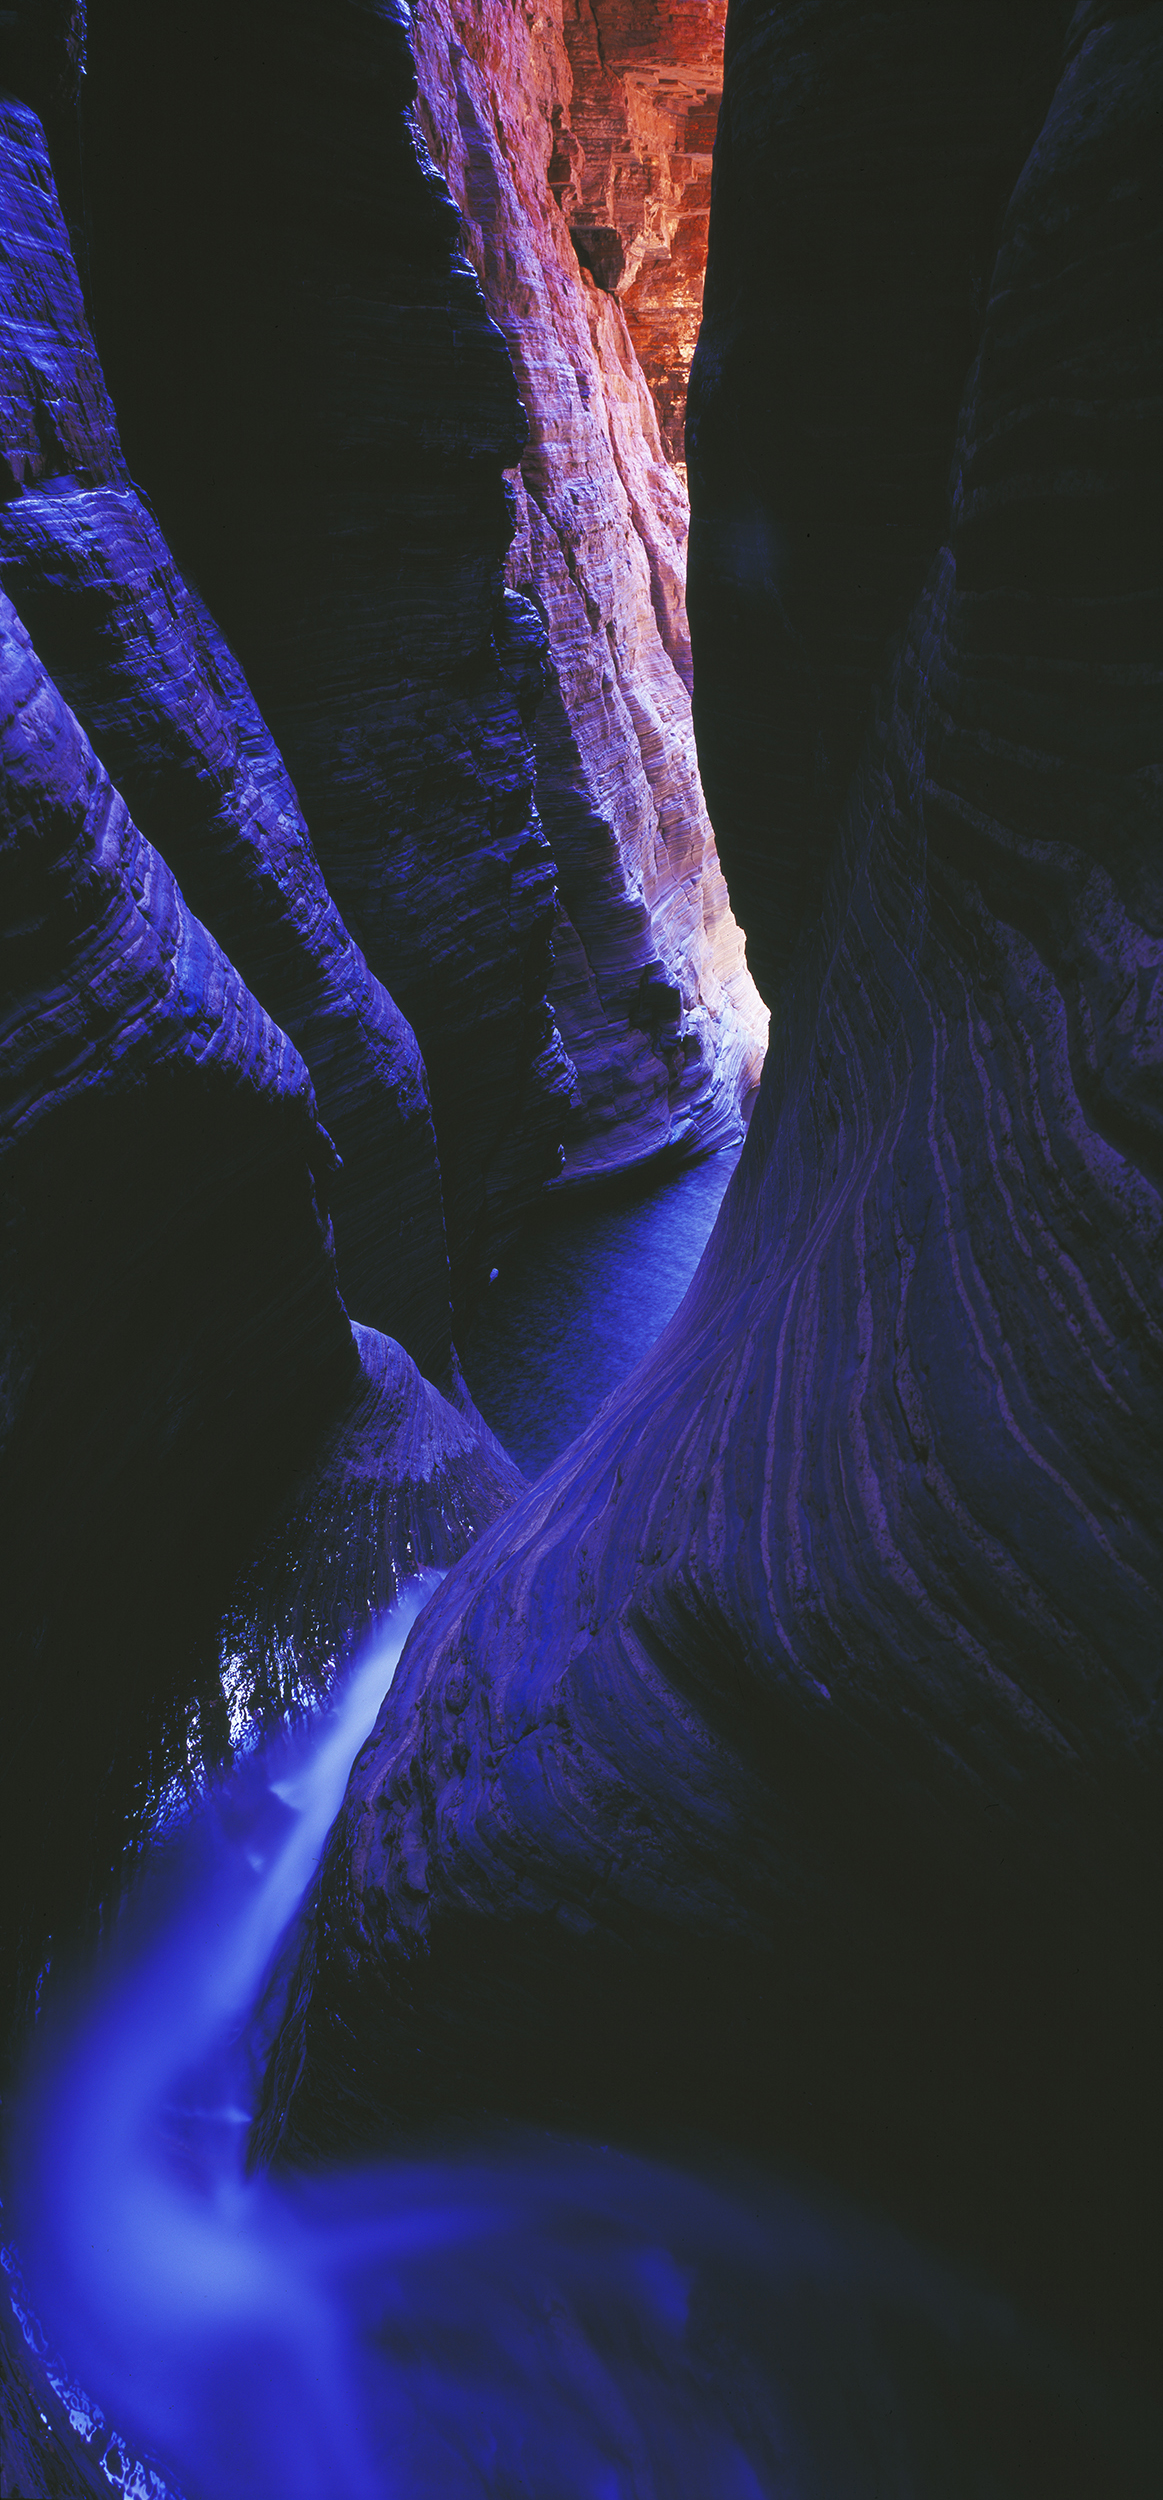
412, 0, 766, 1183
686, 0, 1082, 1002
262, 0, 1163, 2389
557, 0, 726, 470
0, 90, 454, 1379
77, 0, 574, 1312
0, 58, 529, 2068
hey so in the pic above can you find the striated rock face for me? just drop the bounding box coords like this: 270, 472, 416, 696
0, 544, 524, 2052
686, 0, 1078, 1003
413, 0, 766, 1184
79, 0, 575, 1312
222, 1322, 525, 1708
0, 95, 453, 1377
0, 579, 355, 2006
260, 1, 1163, 2381
0, 519, 522, 2450
556, 0, 727, 469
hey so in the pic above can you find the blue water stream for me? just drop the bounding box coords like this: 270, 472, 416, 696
460, 1150, 740, 1479
4, 1158, 1151, 2497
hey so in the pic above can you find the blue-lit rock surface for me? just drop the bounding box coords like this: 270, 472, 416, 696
0, 580, 351, 1989
0, 571, 521, 2056
75, 0, 577, 1313
260, 0, 1163, 2390
0, 93, 453, 1378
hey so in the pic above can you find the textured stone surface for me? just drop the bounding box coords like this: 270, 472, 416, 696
0, 580, 357, 2005
222, 1322, 525, 1706
79, 0, 576, 1313
413, 0, 766, 1184
557, 0, 727, 468
0, 95, 454, 1375
687, 0, 1078, 1003
261, 1, 1163, 2380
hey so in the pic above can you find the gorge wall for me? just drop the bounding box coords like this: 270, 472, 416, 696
0, 0, 761, 2114
2, 0, 1161, 2481
556, 0, 726, 472
259, 0, 1163, 2394
412, 0, 765, 1182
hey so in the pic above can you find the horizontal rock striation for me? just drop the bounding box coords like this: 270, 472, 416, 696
259, 1, 1163, 2381
79, 0, 576, 1313
0, 94, 454, 1376
413, 0, 766, 1184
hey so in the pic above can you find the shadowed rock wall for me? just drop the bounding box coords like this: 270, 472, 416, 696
413, 0, 766, 1184
0, 94, 454, 1376
687, 0, 1079, 1003
260, 0, 1163, 2386
0, 578, 355, 2014
78, 0, 575, 1312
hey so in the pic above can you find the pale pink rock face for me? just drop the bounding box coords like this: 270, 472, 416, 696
412, 0, 767, 1184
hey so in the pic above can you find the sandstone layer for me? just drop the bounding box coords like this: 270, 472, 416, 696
413, 0, 766, 1185
557, 0, 727, 469
0, 94, 453, 1376
78, 0, 576, 1312
261, 0, 1163, 2387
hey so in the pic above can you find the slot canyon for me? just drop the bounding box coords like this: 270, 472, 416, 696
1, 1, 1161, 2493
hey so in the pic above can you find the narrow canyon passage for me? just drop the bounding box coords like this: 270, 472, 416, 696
7, 1582, 1151, 2500
2, 0, 1162, 2493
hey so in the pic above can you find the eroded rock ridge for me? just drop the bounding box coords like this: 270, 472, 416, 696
259, 0, 1163, 2393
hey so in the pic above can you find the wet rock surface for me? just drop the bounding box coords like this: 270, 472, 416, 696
222, 1323, 525, 1707
261, 0, 1163, 2390
413, 0, 766, 1184
0, 580, 356, 2023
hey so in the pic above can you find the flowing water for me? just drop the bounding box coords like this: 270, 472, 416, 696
460, 1149, 741, 1479
4, 1164, 1159, 2498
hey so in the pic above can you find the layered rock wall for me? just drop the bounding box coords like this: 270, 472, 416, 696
79, 0, 575, 1309
413, 0, 766, 1183
0, 65, 528, 2059
262, 0, 1163, 2384
556, 0, 727, 469
0, 94, 454, 1376
0, 577, 354, 2011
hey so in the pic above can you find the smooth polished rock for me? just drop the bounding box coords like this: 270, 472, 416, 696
79, 0, 576, 1316
412, 0, 767, 1184
259, 1, 1163, 2386
687, 0, 1077, 1003
0, 581, 356, 2001
0, 93, 455, 1374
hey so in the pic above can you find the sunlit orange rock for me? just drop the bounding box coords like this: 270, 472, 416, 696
555, 0, 726, 468
413, 0, 765, 1182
